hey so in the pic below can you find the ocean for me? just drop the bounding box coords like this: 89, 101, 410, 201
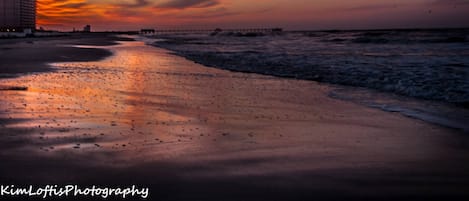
150, 29, 469, 132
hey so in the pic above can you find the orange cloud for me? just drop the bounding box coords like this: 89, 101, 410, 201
37, 0, 108, 28
36, 0, 235, 30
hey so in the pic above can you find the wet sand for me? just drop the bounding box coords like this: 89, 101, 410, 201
1, 36, 469, 200
0, 33, 131, 77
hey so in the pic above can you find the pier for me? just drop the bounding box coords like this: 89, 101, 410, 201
140, 28, 283, 35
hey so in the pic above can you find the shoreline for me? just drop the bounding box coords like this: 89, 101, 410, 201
0, 33, 133, 78
150, 45, 469, 133
152, 47, 469, 108
149, 30, 469, 106
147, 34, 469, 133
1, 37, 469, 200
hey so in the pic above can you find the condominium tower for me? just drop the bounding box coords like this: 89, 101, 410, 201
0, 0, 36, 32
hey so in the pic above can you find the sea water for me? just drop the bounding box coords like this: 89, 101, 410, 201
151, 29, 469, 132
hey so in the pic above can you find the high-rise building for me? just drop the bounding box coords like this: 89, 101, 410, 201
0, 0, 36, 32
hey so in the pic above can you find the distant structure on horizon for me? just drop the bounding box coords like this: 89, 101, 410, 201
140, 27, 283, 35
140, 29, 155, 35
0, 0, 36, 33
83, 25, 91, 32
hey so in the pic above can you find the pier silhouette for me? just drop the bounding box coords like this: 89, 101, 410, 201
140, 28, 283, 35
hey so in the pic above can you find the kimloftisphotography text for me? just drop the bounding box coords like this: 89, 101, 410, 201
0, 185, 149, 199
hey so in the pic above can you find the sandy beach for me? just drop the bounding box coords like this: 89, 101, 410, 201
0, 33, 131, 77
1, 35, 469, 200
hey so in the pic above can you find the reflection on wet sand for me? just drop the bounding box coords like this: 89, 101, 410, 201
1, 39, 468, 199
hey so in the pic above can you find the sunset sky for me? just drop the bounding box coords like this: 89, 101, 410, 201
37, 0, 469, 31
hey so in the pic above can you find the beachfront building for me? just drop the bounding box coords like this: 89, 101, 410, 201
0, 0, 36, 33
83, 25, 91, 32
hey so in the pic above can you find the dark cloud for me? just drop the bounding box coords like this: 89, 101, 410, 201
431, 0, 469, 5
156, 0, 219, 9
117, 0, 150, 8
176, 7, 239, 18
346, 3, 400, 11
61, 2, 88, 9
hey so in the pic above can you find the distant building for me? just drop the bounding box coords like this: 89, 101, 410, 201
0, 0, 36, 32
83, 25, 91, 32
